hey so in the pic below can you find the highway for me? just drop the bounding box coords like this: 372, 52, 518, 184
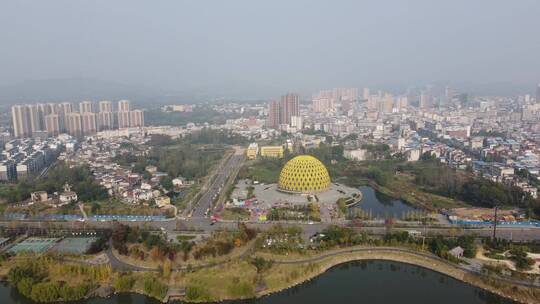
191, 150, 244, 218
1, 217, 539, 242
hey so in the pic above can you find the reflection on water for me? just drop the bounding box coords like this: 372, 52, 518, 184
0, 261, 513, 304
354, 186, 416, 219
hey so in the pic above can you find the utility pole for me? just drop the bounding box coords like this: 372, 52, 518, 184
492, 206, 498, 240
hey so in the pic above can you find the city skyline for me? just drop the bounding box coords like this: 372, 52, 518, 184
9, 100, 145, 138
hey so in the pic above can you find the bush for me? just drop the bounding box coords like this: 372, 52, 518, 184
143, 276, 167, 300
30, 282, 61, 302
250, 257, 273, 273
8, 266, 34, 285
114, 274, 136, 292
509, 248, 535, 271
58, 283, 93, 301
16, 277, 34, 298
185, 284, 212, 302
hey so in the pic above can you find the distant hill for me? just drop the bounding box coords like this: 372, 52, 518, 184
0, 78, 161, 107
0, 78, 274, 109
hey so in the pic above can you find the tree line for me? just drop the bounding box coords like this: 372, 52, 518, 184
8, 256, 112, 302
406, 161, 540, 217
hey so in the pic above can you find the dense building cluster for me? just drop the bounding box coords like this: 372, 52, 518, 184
11, 100, 144, 138
0, 137, 66, 181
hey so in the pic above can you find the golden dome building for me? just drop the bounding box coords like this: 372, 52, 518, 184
278, 155, 331, 194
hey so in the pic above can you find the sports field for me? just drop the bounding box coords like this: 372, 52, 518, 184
51, 237, 97, 254
8, 237, 59, 254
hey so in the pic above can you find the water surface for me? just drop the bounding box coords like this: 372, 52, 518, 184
353, 186, 416, 219
0, 260, 513, 304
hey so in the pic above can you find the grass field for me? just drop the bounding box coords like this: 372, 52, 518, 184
86, 200, 174, 217
241, 159, 285, 184
219, 208, 251, 221
373, 173, 468, 210
179, 260, 258, 301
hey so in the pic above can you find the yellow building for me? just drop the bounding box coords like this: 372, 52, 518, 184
246, 143, 259, 159
155, 196, 171, 208
260, 145, 284, 158
278, 155, 330, 193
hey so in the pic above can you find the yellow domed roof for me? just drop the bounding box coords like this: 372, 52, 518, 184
278, 155, 331, 193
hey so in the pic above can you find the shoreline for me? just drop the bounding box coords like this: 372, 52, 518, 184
2, 247, 539, 304
168, 246, 539, 303
246, 248, 539, 304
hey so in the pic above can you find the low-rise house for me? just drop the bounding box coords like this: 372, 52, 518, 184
59, 184, 77, 204
31, 191, 48, 203
448, 246, 464, 258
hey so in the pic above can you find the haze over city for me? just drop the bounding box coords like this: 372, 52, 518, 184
1, 2, 540, 304
1, 0, 540, 101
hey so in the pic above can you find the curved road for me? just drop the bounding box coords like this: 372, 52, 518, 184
105, 239, 255, 272
269, 246, 540, 289
104, 242, 540, 290
105, 241, 156, 272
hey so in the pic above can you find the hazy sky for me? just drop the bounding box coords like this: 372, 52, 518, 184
1, 0, 539, 96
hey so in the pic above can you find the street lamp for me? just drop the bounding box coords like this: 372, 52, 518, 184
492, 206, 498, 240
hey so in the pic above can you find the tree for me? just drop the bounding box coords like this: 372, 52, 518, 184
250, 257, 273, 273
148, 134, 175, 146
112, 223, 130, 255
30, 282, 61, 302
161, 176, 173, 190
179, 240, 195, 261
149, 246, 162, 261
114, 274, 135, 292
162, 258, 172, 279
420, 151, 436, 161
143, 275, 168, 300
16, 277, 34, 297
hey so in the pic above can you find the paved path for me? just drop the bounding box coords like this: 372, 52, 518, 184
78, 203, 88, 220
267, 246, 540, 288
105, 241, 157, 272
104, 239, 256, 272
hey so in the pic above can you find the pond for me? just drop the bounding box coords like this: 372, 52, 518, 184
352, 186, 417, 219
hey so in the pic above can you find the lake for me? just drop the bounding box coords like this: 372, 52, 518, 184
353, 186, 416, 219
0, 260, 513, 304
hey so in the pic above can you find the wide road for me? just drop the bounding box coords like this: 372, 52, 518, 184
188, 220, 540, 242
191, 150, 244, 218
1, 218, 539, 241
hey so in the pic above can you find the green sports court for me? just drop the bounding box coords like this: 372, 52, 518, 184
50, 237, 97, 254
7, 237, 59, 254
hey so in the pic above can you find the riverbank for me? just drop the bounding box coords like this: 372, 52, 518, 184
2, 246, 539, 304
251, 247, 540, 304
168, 246, 540, 303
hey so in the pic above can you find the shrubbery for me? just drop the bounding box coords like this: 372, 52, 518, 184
7, 257, 110, 302
143, 275, 168, 300
185, 284, 211, 302
113, 274, 136, 292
